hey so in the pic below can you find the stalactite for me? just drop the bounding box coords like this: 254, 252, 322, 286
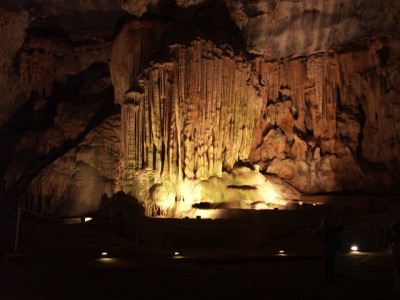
251, 35, 400, 193
118, 39, 262, 190
19, 34, 79, 97
110, 19, 170, 105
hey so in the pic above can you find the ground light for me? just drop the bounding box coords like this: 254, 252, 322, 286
277, 250, 287, 256
95, 251, 119, 265
350, 245, 359, 252
172, 251, 184, 259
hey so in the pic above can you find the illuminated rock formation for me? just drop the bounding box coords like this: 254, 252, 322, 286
118, 0, 400, 58
112, 30, 275, 215
110, 19, 170, 106
250, 36, 400, 193
232, 0, 400, 58
120, 40, 261, 179
0, 0, 399, 218
25, 115, 121, 216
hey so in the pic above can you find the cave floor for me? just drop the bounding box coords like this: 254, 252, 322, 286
1, 250, 398, 300
1, 209, 399, 300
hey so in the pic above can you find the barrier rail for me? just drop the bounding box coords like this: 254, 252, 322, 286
9, 206, 390, 256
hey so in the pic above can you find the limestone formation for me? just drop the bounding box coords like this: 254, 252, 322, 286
111, 34, 268, 216
0, 0, 399, 218
250, 36, 400, 193
228, 0, 400, 58
0, 9, 29, 127
26, 115, 121, 216
110, 19, 170, 105
18, 26, 80, 97
113, 37, 263, 205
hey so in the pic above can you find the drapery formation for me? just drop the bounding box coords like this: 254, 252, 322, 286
119, 40, 262, 194
251, 36, 400, 193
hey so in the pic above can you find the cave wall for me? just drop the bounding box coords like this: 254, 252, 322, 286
113, 33, 262, 175
0, 0, 399, 217
233, 0, 400, 58
110, 19, 264, 210
0, 9, 29, 127
250, 36, 400, 193
0, 10, 119, 215
26, 115, 121, 216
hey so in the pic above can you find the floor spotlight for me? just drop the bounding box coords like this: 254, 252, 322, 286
277, 250, 287, 256
350, 245, 358, 252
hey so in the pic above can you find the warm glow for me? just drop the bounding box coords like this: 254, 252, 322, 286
84, 217, 93, 222
149, 168, 293, 218
159, 192, 176, 215
194, 208, 220, 219
178, 179, 203, 204
97, 257, 117, 263
256, 183, 287, 209
101, 252, 108, 256
265, 187, 278, 202
351, 245, 358, 251
277, 250, 287, 256
174, 179, 204, 217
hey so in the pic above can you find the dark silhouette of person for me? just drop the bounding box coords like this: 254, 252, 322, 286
385, 216, 400, 290
320, 212, 343, 280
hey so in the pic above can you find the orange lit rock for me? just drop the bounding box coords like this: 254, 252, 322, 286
114, 39, 263, 193
19, 27, 80, 97
1, 1, 400, 218
233, 0, 400, 58
26, 115, 121, 216
110, 19, 170, 105
250, 36, 400, 193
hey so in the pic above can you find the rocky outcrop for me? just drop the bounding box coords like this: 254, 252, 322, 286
1, 0, 399, 218
1, 33, 116, 216
227, 0, 400, 58
0, 9, 29, 127
250, 36, 400, 193
25, 114, 121, 216
117, 0, 400, 58
114, 37, 262, 194
110, 19, 170, 105
18, 25, 80, 97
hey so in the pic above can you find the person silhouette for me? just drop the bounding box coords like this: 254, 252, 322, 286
385, 216, 400, 290
320, 212, 343, 280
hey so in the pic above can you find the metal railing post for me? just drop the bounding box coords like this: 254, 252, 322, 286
14, 206, 21, 253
